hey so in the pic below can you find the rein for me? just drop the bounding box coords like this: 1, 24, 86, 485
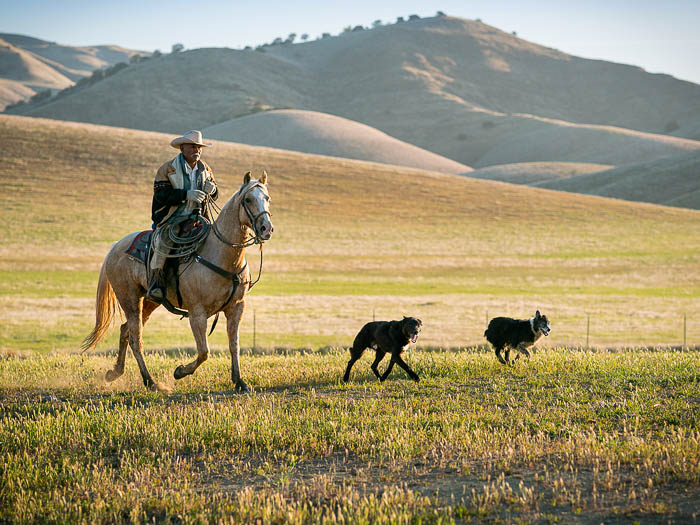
210, 182, 271, 249
194, 182, 270, 334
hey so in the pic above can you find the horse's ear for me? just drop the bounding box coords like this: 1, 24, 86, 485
260, 170, 268, 185
243, 171, 251, 184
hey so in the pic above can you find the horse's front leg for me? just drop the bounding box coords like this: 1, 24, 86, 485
174, 308, 210, 380
226, 299, 249, 393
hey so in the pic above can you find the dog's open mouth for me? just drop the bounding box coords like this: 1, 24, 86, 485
410, 333, 419, 343
542, 327, 550, 336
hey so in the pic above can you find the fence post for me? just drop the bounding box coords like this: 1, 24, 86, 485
586, 313, 590, 349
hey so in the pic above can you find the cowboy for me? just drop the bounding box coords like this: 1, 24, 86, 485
147, 130, 219, 302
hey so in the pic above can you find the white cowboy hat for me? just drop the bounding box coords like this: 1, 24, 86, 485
170, 130, 212, 149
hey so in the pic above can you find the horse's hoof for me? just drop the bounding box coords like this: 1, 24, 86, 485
105, 369, 122, 382
174, 365, 187, 380
235, 381, 250, 394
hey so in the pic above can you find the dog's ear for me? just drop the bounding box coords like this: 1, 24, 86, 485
535, 310, 541, 318
403, 316, 407, 320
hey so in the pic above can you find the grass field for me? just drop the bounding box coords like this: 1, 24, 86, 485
1, 115, 699, 523
1, 115, 699, 353
1, 349, 698, 523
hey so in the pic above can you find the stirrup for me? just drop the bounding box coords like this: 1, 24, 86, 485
147, 283, 165, 303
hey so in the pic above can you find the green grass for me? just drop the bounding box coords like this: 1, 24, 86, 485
1, 349, 698, 523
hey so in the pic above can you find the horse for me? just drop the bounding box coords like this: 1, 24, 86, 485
81, 171, 273, 393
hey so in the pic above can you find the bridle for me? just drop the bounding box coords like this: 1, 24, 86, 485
211, 182, 271, 249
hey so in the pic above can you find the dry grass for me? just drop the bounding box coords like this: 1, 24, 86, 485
0, 349, 698, 523
1, 114, 699, 354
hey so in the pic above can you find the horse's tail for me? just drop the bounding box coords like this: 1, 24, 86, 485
81, 260, 119, 353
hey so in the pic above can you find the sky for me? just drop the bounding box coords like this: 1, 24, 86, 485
2, 0, 699, 84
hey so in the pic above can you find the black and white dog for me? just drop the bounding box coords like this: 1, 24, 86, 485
484, 310, 550, 365
343, 317, 422, 382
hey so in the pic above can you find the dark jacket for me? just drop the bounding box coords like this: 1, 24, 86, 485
151, 155, 218, 228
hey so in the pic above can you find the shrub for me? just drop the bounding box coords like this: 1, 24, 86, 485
171, 43, 184, 53
664, 120, 680, 133
436, 11, 446, 17
321, 32, 331, 39
29, 89, 51, 103
105, 62, 128, 77
409, 14, 420, 21
352, 25, 364, 32
4, 99, 26, 111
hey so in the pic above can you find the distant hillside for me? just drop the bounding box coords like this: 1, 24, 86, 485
0, 33, 144, 109
536, 149, 700, 209
11, 15, 700, 169
466, 162, 610, 185
203, 109, 471, 174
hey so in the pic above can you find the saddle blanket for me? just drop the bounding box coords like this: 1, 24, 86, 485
125, 230, 152, 264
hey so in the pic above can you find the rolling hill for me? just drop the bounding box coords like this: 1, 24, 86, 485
535, 149, 700, 209
0, 33, 144, 110
466, 161, 611, 185
203, 109, 471, 173
2, 113, 699, 350
9, 15, 700, 170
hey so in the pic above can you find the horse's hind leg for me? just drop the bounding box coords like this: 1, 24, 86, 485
125, 300, 170, 393
174, 308, 210, 380
105, 322, 129, 382
106, 300, 160, 383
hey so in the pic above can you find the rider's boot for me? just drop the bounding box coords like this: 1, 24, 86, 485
146, 269, 165, 303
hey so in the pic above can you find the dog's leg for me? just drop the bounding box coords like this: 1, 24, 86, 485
495, 346, 507, 365
343, 348, 365, 382
343, 357, 358, 382
380, 357, 396, 382
504, 348, 512, 365
370, 351, 386, 380
393, 353, 419, 382
517, 344, 531, 361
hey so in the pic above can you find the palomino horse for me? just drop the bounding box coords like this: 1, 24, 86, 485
81, 172, 273, 392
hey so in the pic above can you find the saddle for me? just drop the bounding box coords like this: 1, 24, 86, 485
125, 230, 152, 264
124, 219, 205, 264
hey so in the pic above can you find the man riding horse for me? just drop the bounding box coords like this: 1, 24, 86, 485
148, 130, 218, 302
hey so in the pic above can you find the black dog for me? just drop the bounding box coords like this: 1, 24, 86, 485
484, 310, 551, 365
343, 317, 422, 382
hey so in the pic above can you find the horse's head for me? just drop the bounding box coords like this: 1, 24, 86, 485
239, 171, 273, 241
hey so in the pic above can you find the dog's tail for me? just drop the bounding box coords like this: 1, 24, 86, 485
81, 261, 121, 353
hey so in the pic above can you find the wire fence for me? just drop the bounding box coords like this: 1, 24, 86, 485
243, 307, 698, 352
